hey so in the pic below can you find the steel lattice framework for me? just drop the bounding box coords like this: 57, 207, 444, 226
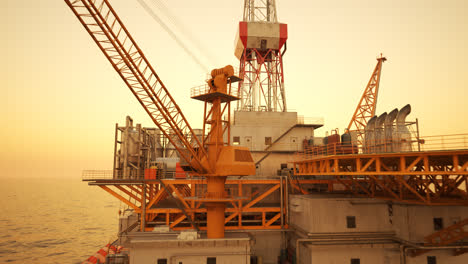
237, 0, 287, 112
238, 49, 286, 112
65, 0, 209, 173
87, 179, 294, 231
243, 0, 278, 22
294, 150, 468, 205
347, 55, 386, 147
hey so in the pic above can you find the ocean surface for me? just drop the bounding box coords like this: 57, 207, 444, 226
0, 177, 120, 263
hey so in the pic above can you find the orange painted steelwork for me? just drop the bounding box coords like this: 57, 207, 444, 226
89, 179, 297, 231
294, 150, 468, 205
65, 0, 255, 238
64, 0, 208, 173
410, 217, 468, 257
347, 55, 386, 147
191, 66, 255, 238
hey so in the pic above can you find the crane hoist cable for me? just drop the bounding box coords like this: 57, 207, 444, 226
149, 0, 218, 66
136, 0, 209, 72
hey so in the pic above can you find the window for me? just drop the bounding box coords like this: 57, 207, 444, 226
281, 163, 288, 169
427, 256, 436, 264
433, 218, 443, 231
265, 136, 272, 145
351, 259, 360, 264
157, 259, 167, 264
233, 136, 240, 145
207, 257, 216, 264
347, 216, 356, 228
250, 256, 258, 264
260, 39, 267, 50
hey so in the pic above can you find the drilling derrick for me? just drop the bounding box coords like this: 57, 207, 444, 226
235, 0, 288, 112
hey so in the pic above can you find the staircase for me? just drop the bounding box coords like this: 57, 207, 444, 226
410, 218, 468, 257
256, 125, 297, 166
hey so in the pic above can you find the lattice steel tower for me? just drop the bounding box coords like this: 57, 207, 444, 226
235, 0, 288, 112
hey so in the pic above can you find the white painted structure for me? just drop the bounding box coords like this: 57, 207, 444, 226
290, 195, 468, 264
124, 233, 251, 264
230, 111, 322, 177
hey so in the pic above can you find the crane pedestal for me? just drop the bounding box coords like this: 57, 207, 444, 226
191, 65, 256, 238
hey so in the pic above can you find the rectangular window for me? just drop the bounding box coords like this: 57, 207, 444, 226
347, 216, 356, 228
233, 136, 240, 145
265, 137, 272, 145
427, 256, 436, 264
433, 218, 443, 231
157, 259, 167, 264
281, 163, 288, 169
207, 257, 216, 264
351, 259, 360, 264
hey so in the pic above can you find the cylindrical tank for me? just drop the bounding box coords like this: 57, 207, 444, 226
341, 133, 352, 145
323, 137, 329, 145
328, 134, 340, 145
302, 139, 309, 150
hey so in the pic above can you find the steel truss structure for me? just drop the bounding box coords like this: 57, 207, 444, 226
347, 55, 386, 147
238, 48, 286, 112
294, 150, 468, 205
88, 179, 297, 231
65, 0, 208, 172
409, 217, 468, 257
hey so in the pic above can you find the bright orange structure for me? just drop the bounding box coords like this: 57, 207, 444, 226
192, 66, 256, 238
84, 178, 295, 231
347, 55, 386, 147
65, 0, 255, 238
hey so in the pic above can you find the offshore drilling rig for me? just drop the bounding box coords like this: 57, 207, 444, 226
66, 0, 468, 263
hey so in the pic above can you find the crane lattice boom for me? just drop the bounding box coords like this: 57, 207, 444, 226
347, 55, 386, 146
65, 0, 209, 173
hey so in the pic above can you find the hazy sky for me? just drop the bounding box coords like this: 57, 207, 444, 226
1, 0, 467, 179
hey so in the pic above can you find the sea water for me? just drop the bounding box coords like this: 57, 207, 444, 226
0, 177, 120, 263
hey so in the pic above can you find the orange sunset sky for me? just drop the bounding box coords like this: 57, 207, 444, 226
1, 0, 467, 179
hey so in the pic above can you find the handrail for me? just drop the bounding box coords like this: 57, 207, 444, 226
295, 133, 468, 161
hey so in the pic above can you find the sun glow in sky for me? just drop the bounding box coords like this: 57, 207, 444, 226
1, 0, 467, 178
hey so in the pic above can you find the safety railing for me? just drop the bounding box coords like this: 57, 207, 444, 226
295, 133, 468, 161
82, 170, 184, 181
82, 170, 114, 180
419, 133, 468, 151
297, 115, 324, 126
190, 83, 240, 98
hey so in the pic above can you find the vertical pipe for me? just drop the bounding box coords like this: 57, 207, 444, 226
113, 123, 118, 179
123, 123, 129, 179
141, 183, 146, 232
416, 118, 421, 152
280, 176, 284, 228
228, 103, 231, 145
286, 174, 289, 226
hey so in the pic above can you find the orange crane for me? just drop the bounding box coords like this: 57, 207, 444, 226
347, 55, 386, 146
65, 0, 255, 238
